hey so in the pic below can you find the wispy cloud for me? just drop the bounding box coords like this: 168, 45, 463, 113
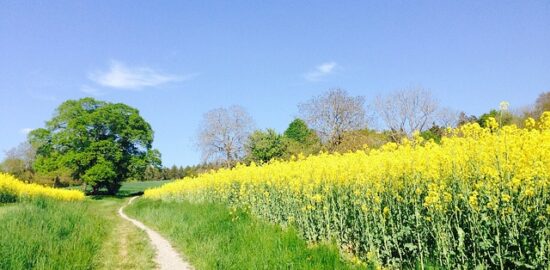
304, 62, 339, 82
20, 128, 33, 135
89, 60, 191, 90
80, 85, 103, 96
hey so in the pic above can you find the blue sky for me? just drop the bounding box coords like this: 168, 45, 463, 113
1, 1, 549, 166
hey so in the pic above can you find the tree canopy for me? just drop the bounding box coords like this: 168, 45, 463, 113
246, 129, 288, 163
284, 119, 314, 143
29, 98, 160, 194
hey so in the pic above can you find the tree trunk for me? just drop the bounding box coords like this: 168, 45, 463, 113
92, 185, 99, 195
107, 182, 121, 195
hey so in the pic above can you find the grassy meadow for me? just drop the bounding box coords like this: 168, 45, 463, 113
2, 176, 368, 269
91, 197, 156, 270
0, 197, 157, 270
0, 199, 107, 270
126, 198, 364, 270
0, 179, 163, 270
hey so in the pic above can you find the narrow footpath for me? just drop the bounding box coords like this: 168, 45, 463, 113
119, 196, 193, 270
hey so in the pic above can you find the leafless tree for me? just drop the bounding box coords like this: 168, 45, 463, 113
457, 111, 478, 126
299, 89, 367, 149
375, 87, 439, 140
533, 91, 550, 118
197, 105, 254, 167
436, 107, 459, 128
1, 141, 36, 181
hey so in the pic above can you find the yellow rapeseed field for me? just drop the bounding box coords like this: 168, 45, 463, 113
0, 173, 84, 202
146, 113, 550, 268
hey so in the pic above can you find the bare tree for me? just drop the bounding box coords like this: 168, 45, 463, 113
375, 87, 439, 140
436, 107, 459, 128
533, 91, 550, 118
197, 105, 254, 167
457, 111, 478, 126
1, 141, 36, 181
299, 89, 367, 149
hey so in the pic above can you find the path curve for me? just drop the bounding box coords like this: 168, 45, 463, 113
119, 196, 193, 270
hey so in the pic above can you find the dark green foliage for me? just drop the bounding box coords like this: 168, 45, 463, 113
0, 199, 107, 270
143, 164, 204, 181
477, 109, 514, 127
420, 125, 445, 143
284, 118, 322, 156
68, 179, 173, 196
284, 118, 314, 144
29, 98, 159, 194
126, 199, 364, 270
243, 120, 323, 164
246, 129, 288, 163
0, 192, 17, 203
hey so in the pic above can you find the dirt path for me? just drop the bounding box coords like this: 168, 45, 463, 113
119, 197, 193, 270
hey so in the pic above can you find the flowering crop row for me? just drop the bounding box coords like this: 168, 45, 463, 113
145, 113, 550, 268
0, 173, 84, 202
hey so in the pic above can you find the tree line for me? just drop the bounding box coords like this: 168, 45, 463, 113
198, 88, 550, 167
1, 89, 549, 193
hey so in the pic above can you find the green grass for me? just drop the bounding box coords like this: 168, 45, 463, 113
0, 198, 107, 270
91, 197, 156, 269
0, 197, 156, 270
0, 203, 18, 216
126, 199, 366, 270
116, 180, 172, 196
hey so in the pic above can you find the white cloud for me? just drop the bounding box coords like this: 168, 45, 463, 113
89, 61, 187, 90
20, 128, 33, 135
80, 85, 104, 96
304, 62, 338, 82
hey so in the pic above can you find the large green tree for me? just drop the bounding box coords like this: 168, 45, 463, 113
29, 98, 160, 194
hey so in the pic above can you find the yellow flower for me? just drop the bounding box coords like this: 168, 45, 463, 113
140, 113, 550, 267
0, 173, 84, 201
525, 117, 536, 130
485, 117, 499, 130
311, 194, 323, 203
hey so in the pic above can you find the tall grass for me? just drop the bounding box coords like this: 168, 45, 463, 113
0, 198, 108, 270
126, 198, 364, 270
